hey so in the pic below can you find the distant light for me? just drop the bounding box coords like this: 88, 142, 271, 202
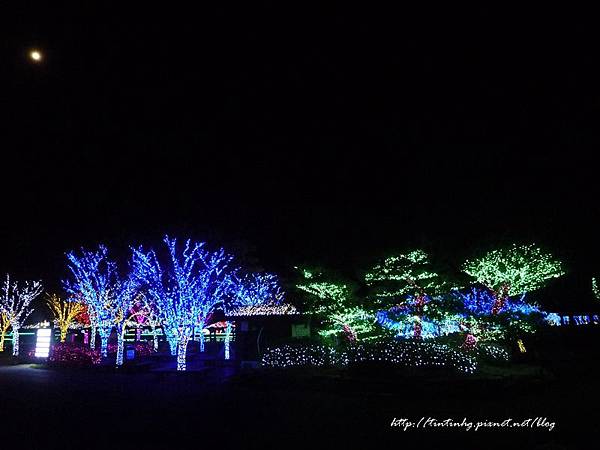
29, 50, 43, 62
35, 328, 52, 358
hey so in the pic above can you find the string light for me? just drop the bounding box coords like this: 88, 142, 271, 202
365, 251, 458, 339
46, 294, 85, 342
131, 236, 239, 371
0, 312, 10, 352
63, 245, 116, 354
262, 341, 478, 374
463, 244, 563, 314
297, 273, 375, 341
227, 303, 299, 316
0, 274, 43, 356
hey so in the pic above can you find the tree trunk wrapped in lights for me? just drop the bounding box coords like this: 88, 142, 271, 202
46, 294, 85, 343
224, 321, 232, 360
151, 325, 159, 351
98, 326, 111, 358
90, 324, 97, 349
0, 274, 43, 356
116, 329, 125, 366
0, 312, 10, 352
176, 333, 191, 371
12, 322, 20, 356
199, 331, 205, 352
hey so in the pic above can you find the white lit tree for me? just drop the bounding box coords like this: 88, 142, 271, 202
0, 275, 43, 356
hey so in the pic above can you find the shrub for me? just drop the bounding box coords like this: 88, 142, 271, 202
49, 342, 101, 367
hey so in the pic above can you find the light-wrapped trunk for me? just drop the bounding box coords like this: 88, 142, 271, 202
151, 326, 158, 351
90, 325, 97, 349
224, 321, 231, 360
60, 326, 68, 343
11, 323, 20, 356
177, 336, 190, 371
99, 328, 110, 357
199, 331, 205, 352
116, 328, 125, 366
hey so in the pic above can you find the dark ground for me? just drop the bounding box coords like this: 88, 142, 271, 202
1, 329, 599, 449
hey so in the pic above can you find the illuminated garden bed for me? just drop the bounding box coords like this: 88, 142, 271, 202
261, 341, 482, 374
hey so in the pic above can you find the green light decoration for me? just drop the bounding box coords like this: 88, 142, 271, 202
463, 244, 564, 314
365, 250, 450, 302
592, 278, 600, 301
364, 250, 455, 339
296, 269, 375, 342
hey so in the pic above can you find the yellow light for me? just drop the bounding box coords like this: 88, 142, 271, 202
517, 339, 526, 353
29, 50, 42, 62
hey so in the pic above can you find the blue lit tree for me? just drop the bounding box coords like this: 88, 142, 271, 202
0, 275, 43, 356
131, 236, 237, 371
454, 288, 556, 345
225, 272, 285, 358
63, 245, 117, 357
111, 273, 146, 367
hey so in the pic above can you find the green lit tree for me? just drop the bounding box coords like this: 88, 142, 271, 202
295, 267, 375, 342
364, 250, 457, 339
593, 277, 600, 301
463, 244, 564, 315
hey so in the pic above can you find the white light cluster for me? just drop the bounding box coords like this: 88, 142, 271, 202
477, 343, 510, 361
262, 341, 477, 373
227, 303, 299, 317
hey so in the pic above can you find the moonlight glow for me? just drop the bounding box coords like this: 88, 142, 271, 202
29, 50, 42, 62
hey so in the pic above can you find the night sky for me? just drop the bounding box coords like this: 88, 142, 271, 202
1, 4, 599, 304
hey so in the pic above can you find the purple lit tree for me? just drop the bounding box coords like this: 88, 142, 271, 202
131, 236, 237, 371
0, 275, 43, 356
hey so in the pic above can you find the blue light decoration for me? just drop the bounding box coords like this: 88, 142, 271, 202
131, 236, 238, 371
224, 321, 232, 360
375, 294, 463, 339
225, 272, 285, 358
544, 312, 561, 326
63, 245, 117, 356
456, 287, 565, 326
112, 272, 144, 367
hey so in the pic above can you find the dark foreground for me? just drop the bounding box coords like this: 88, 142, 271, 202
0, 358, 598, 450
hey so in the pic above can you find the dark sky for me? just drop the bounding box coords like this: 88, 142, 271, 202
1, 3, 599, 302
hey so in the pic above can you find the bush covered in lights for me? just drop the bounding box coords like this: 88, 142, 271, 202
49, 342, 101, 367
262, 341, 478, 374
